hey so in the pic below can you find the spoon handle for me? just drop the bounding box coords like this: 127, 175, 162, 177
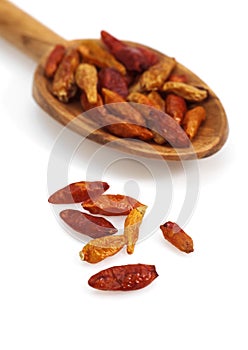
0, 0, 66, 61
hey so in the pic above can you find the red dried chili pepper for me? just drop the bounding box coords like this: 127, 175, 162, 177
82, 194, 144, 216
44, 44, 66, 78
101, 30, 158, 72
160, 221, 194, 253
88, 264, 158, 291
48, 181, 109, 204
60, 209, 117, 238
98, 67, 129, 98
165, 93, 187, 125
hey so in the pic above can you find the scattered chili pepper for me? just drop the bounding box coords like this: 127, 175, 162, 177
182, 106, 206, 139
79, 235, 126, 263
98, 67, 129, 98
124, 205, 147, 254
60, 209, 117, 238
44, 44, 66, 78
48, 181, 109, 204
165, 93, 187, 125
52, 48, 80, 102
82, 194, 144, 216
160, 221, 194, 253
101, 30, 158, 72
88, 263, 158, 291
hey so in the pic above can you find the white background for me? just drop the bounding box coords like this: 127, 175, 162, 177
0, 0, 248, 349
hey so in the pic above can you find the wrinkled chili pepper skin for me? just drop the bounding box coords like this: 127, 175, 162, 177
82, 194, 144, 216
101, 30, 158, 72
160, 221, 194, 253
79, 235, 126, 263
52, 48, 80, 102
88, 264, 158, 291
124, 205, 147, 254
60, 209, 117, 238
44, 45, 66, 78
48, 181, 109, 204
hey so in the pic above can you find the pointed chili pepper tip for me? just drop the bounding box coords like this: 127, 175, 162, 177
79, 251, 85, 261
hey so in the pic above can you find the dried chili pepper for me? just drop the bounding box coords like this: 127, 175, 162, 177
48, 181, 109, 204
124, 205, 147, 254
98, 67, 129, 98
75, 63, 98, 104
182, 106, 206, 140
83, 104, 154, 141
102, 88, 145, 126
127, 92, 155, 107
105, 121, 154, 141
77, 41, 126, 75
101, 30, 158, 72
168, 74, 188, 83
165, 93, 187, 124
79, 235, 126, 263
138, 57, 176, 90
80, 91, 103, 111
82, 194, 144, 216
147, 91, 165, 111
88, 264, 158, 291
145, 108, 190, 148
162, 81, 208, 102
60, 209, 117, 238
52, 48, 80, 102
160, 221, 194, 253
44, 45, 66, 78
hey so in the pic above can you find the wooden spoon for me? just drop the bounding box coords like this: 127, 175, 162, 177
0, 0, 228, 161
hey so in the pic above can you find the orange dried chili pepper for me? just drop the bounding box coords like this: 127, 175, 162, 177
124, 205, 147, 254
44, 44, 66, 78
165, 93, 187, 125
88, 264, 158, 291
82, 194, 144, 216
60, 209, 117, 238
105, 121, 154, 141
79, 235, 126, 263
168, 74, 188, 83
182, 106, 206, 139
48, 181, 109, 204
83, 104, 154, 141
77, 41, 126, 75
75, 63, 98, 104
160, 221, 194, 253
52, 48, 80, 102
101, 30, 158, 72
